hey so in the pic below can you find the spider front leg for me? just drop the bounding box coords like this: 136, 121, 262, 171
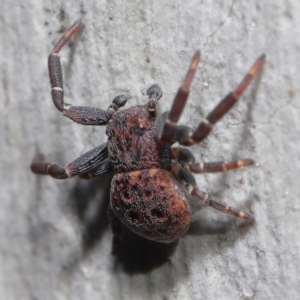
159, 52, 265, 146
49, 21, 130, 125
181, 54, 265, 146
181, 54, 265, 145
159, 51, 200, 144
31, 143, 109, 179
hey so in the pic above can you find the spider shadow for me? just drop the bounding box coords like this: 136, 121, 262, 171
67, 173, 113, 251
67, 173, 178, 274
66, 167, 254, 274
113, 225, 178, 274
113, 209, 253, 274
234, 67, 264, 156
64, 174, 253, 277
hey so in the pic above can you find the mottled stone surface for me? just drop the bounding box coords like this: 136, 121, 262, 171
0, 1, 299, 299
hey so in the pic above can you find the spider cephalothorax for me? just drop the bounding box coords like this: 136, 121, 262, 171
31, 22, 265, 253
106, 104, 171, 173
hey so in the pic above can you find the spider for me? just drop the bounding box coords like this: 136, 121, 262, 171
31, 22, 265, 253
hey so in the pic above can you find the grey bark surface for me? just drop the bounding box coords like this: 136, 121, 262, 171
0, 0, 299, 299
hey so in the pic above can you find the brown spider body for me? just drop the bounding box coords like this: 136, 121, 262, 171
31, 22, 265, 253
106, 105, 170, 173
111, 169, 191, 243
107, 105, 191, 242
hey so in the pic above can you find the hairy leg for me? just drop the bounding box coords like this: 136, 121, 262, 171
171, 166, 253, 221
48, 21, 129, 125
31, 143, 108, 179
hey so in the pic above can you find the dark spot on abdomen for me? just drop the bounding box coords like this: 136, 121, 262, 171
151, 208, 167, 220
128, 211, 140, 223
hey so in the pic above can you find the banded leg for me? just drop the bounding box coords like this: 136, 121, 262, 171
192, 188, 254, 221
180, 54, 266, 146
172, 167, 253, 221
31, 143, 108, 179
171, 147, 255, 173
187, 158, 255, 173
147, 84, 163, 120
49, 21, 129, 125
107, 205, 122, 254
159, 51, 200, 144
159, 53, 265, 146
155, 113, 194, 145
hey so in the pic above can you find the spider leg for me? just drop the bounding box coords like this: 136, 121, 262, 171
191, 188, 254, 221
180, 54, 266, 146
172, 166, 253, 221
171, 147, 254, 173
155, 112, 194, 144
79, 160, 113, 179
49, 21, 130, 125
171, 147, 195, 165
159, 51, 200, 144
31, 143, 108, 179
187, 158, 255, 173
107, 205, 122, 254
147, 84, 163, 120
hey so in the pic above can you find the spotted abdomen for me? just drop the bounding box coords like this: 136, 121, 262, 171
110, 169, 192, 243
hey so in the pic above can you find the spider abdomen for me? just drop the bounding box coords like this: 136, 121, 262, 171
110, 169, 192, 243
